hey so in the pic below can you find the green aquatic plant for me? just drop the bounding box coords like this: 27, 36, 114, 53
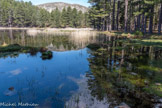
0, 44, 40, 53
0, 44, 45, 58
87, 44, 101, 50
134, 30, 143, 37
144, 84, 162, 97
142, 39, 162, 43
41, 51, 53, 60
0, 44, 21, 52
130, 39, 162, 48
137, 65, 161, 72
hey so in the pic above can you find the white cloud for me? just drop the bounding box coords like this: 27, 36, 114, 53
10, 69, 22, 76
66, 75, 110, 108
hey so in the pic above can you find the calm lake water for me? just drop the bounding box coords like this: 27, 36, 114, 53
0, 29, 162, 108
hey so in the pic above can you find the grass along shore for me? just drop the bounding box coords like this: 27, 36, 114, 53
0, 27, 93, 31
0, 27, 161, 39
100, 31, 162, 39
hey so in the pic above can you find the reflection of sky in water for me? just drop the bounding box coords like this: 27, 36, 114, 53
66, 75, 109, 108
0, 48, 89, 107
9, 69, 22, 77
1, 30, 161, 107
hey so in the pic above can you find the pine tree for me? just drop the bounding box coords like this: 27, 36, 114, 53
112, 0, 116, 30
88, 0, 161, 34
61, 8, 68, 28
158, 2, 162, 34
51, 10, 56, 27
67, 6, 72, 27
124, 0, 128, 32
77, 11, 84, 27
84, 12, 89, 27
0, 0, 89, 28
72, 8, 78, 28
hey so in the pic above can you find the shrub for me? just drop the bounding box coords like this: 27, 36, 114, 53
134, 30, 143, 36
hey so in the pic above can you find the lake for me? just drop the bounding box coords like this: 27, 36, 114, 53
0, 29, 161, 108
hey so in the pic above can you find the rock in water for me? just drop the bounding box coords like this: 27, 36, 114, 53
8, 87, 14, 91
4, 87, 16, 96
115, 102, 130, 108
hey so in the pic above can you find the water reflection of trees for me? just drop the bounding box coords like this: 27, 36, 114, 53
87, 36, 162, 108
0, 30, 97, 51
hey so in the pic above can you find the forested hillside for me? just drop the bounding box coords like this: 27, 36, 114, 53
0, 0, 89, 28
88, 0, 162, 34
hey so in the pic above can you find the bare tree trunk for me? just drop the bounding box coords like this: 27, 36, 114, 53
119, 48, 124, 80
107, 18, 109, 31
141, 13, 145, 33
109, 14, 112, 31
158, 3, 162, 35
103, 18, 106, 31
116, 1, 120, 31
124, 0, 128, 32
137, 5, 141, 30
92, 17, 95, 29
129, 0, 132, 32
103, 0, 106, 31
134, 17, 137, 31
0, 4, 1, 27
8, 12, 12, 28
112, 0, 116, 30
144, 16, 147, 34
149, 6, 154, 34
108, 0, 112, 31
9, 29, 13, 44
21, 30, 25, 45
2, 30, 6, 45
100, 17, 102, 30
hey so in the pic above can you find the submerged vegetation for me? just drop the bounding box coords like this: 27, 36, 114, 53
86, 35, 162, 107
0, 44, 40, 53
0, 44, 53, 60
41, 51, 53, 60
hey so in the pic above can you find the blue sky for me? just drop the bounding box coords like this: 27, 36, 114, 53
22, 0, 90, 7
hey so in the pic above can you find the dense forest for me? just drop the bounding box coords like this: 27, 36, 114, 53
0, 0, 89, 28
0, 0, 161, 35
88, 0, 162, 34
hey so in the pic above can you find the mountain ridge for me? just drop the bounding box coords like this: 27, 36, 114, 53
37, 2, 89, 13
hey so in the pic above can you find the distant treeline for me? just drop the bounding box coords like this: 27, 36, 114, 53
0, 0, 89, 28
88, 0, 162, 34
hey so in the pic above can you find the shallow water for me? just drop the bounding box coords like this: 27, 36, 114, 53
0, 30, 162, 108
